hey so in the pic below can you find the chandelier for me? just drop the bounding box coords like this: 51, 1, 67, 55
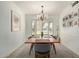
40, 5, 44, 21
37, 5, 47, 21
38, 5, 47, 38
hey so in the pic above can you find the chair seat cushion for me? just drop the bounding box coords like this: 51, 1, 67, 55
34, 44, 51, 52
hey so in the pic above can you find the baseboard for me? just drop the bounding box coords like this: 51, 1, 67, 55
61, 41, 79, 57
3, 42, 24, 58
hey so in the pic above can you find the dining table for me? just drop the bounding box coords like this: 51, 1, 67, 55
24, 37, 60, 55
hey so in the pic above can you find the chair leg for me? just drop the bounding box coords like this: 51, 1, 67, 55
52, 43, 56, 54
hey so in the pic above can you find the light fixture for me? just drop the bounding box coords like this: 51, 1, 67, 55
40, 5, 44, 21
36, 5, 48, 38
37, 5, 48, 21
39, 5, 45, 38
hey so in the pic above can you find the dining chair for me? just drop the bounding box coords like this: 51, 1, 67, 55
34, 43, 51, 58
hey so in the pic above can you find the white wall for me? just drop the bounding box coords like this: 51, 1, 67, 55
25, 15, 36, 38
0, 2, 25, 57
59, 4, 79, 56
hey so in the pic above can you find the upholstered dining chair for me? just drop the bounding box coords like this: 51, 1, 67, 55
34, 43, 51, 58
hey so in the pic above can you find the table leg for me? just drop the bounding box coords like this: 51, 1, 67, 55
52, 43, 56, 54
29, 44, 33, 55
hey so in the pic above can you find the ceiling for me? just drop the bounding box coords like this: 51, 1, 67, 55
14, 1, 74, 16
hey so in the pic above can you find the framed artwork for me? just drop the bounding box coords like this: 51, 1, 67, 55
74, 12, 78, 16
65, 16, 68, 20
68, 14, 73, 19
78, 18, 79, 26
72, 17, 78, 27
63, 6, 79, 28
63, 16, 68, 27
11, 10, 21, 32
63, 18, 65, 22
69, 21, 73, 27
78, 8, 79, 17
75, 21, 77, 25
63, 17, 66, 27
63, 23, 66, 27
72, 8, 79, 27
73, 8, 78, 18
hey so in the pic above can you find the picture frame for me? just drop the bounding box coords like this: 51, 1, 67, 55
63, 17, 66, 27
78, 18, 79, 27
68, 14, 73, 19
11, 10, 21, 32
65, 16, 68, 20
78, 8, 79, 17
69, 20, 73, 27
73, 12, 78, 17
62, 7, 79, 28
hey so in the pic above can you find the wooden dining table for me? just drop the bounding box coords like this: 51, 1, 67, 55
25, 37, 60, 43
24, 37, 60, 55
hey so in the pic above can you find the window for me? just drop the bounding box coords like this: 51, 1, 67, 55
32, 20, 35, 35
32, 20, 53, 37
49, 22, 53, 35
43, 22, 48, 35
36, 20, 42, 35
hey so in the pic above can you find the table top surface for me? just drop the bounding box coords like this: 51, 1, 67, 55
25, 37, 60, 44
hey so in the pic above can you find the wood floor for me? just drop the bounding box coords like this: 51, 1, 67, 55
7, 43, 79, 58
